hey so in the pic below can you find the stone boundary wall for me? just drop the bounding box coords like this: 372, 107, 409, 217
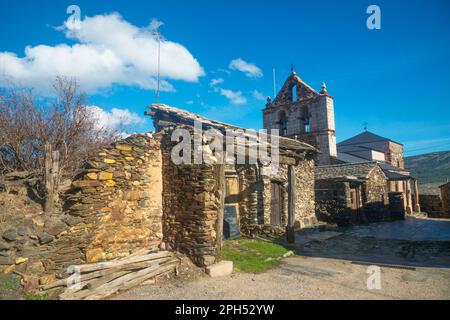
0, 134, 164, 287
63, 133, 163, 266
420, 194, 444, 218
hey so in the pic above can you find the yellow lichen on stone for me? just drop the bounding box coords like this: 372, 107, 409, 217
105, 180, 116, 187
116, 144, 132, 152
39, 273, 56, 285
86, 248, 105, 263
15, 257, 28, 264
103, 159, 116, 164
99, 172, 113, 180
86, 172, 98, 180
2, 264, 15, 274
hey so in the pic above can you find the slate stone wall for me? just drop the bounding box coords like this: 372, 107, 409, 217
420, 194, 444, 218
361, 165, 390, 222
64, 133, 164, 265
159, 128, 222, 267
315, 179, 355, 226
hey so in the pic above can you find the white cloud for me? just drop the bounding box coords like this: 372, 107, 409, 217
0, 13, 204, 94
219, 89, 247, 105
252, 90, 266, 101
209, 78, 224, 87
229, 58, 263, 78
85, 105, 146, 131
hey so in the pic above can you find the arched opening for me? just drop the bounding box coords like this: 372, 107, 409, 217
291, 85, 297, 102
278, 111, 288, 136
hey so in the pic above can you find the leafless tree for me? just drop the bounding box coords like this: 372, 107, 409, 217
0, 77, 119, 194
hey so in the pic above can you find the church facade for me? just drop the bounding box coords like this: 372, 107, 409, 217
262, 71, 337, 165
263, 71, 420, 215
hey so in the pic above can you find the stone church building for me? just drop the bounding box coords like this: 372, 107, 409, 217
263, 71, 420, 215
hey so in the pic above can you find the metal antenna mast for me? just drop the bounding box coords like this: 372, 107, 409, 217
156, 28, 161, 104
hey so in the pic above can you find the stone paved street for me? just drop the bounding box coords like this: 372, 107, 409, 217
345, 217, 450, 241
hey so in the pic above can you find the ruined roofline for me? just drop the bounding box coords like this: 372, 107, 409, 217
145, 103, 318, 154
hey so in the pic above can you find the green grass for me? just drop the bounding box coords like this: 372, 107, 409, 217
221, 238, 291, 273
0, 273, 22, 300
25, 292, 49, 300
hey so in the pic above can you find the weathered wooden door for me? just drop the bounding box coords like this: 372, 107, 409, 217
270, 182, 282, 225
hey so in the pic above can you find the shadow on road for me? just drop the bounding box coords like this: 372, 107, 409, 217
283, 218, 450, 269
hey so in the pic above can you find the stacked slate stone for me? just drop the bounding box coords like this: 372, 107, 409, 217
241, 224, 285, 240
160, 127, 222, 267
236, 165, 259, 226
62, 133, 164, 269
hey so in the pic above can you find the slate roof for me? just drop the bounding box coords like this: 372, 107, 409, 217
146, 104, 318, 155
315, 162, 382, 180
338, 131, 403, 147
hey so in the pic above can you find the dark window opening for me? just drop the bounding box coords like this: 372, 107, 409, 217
304, 116, 311, 133
279, 111, 288, 136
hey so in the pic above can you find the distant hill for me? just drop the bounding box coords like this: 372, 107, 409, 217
405, 151, 450, 195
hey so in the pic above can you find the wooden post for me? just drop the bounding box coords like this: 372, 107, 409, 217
286, 165, 296, 243
44, 142, 60, 214
413, 179, 421, 212
215, 164, 225, 260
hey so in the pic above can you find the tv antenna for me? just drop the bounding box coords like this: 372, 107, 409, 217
151, 21, 163, 104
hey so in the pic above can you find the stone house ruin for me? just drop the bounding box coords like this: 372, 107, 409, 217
18, 103, 317, 276
315, 162, 397, 225
146, 105, 318, 256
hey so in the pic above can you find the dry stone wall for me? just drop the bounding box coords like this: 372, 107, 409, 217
362, 166, 390, 221
315, 179, 355, 225
63, 133, 164, 265
159, 128, 222, 267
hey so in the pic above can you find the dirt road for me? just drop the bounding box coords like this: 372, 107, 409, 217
113, 255, 450, 300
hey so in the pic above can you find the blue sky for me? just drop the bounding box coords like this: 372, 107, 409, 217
1, 0, 450, 156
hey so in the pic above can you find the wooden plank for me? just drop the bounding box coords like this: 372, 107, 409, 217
82, 262, 177, 300
77, 251, 172, 273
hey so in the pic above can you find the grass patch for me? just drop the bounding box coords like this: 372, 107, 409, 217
25, 292, 49, 300
221, 238, 291, 273
0, 273, 22, 300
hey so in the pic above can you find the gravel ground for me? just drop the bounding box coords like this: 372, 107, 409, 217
113, 219, 450, 300
112, 255, 450, 300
